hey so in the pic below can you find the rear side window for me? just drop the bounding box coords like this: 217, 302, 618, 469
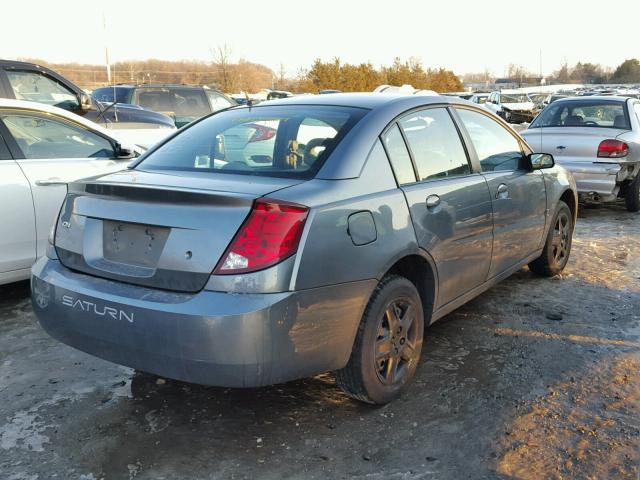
456, 108, 523, 172
398, 108, 470, 181
381, 124, 415, 185
530, 100, 630, 129
137, 105, 366, 179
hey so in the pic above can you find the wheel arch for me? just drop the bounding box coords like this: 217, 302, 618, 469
559, 187, 578, 226
380, 251, 438, 326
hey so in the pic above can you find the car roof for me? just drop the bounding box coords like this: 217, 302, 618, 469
0, 59, 43, 68
0, 98, 123, 141
553, 95, 629, 103
253, 92, 462, 110
109, 84, 219, 90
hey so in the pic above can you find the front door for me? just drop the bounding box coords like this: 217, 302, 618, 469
0, 135, 35, 277
455, 107, 547, 277
384, 107, 494, 308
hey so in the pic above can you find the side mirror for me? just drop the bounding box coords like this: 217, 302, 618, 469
529, 153, 554, 170
79, 93, 93, 111
115, 143, 136, 159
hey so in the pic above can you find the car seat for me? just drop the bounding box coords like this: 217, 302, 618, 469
564, 115, 585, 126
613, 115, 626, 128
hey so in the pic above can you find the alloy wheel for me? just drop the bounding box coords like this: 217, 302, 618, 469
374, 298, 420, 385
551, 211, 570, 264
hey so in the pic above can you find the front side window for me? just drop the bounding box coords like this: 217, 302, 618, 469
381, 124, 415, 185
0, 113, 114, 159
398, 108, 470, 181
6, 71, 79, 109
137, 105, 365, 179
530, 100, 630, 129
456, 108, 524, 172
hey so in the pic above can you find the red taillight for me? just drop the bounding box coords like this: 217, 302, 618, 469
597, 139, 628, 158
214, 199, 308, 275
248, 124, 276, 143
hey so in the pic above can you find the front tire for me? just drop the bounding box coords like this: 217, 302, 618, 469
529, 200, 573, 277
624, 173, 640, 212
336, 275, 424, 405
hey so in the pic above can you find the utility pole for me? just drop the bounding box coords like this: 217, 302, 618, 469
103, 14, 111, 83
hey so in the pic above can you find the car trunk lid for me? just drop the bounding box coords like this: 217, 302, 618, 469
521, 127, 626, 167
55, 169, 303, 292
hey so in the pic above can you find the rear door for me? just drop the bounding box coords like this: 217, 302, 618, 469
0, 131, 36, 277
455, 107, 547, 278
382, 107, 494, 308
0, 110, 130, 258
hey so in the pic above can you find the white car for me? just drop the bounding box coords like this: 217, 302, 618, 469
0, 99, 142, 285
485, 91, 536, 123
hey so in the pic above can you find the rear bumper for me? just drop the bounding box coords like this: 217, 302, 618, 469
558, 161, 622, 198
31, 258, 374, 387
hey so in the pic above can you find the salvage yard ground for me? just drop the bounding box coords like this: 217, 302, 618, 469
0, 204, 638, 480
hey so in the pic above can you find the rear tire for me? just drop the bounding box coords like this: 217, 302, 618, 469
529, 200, 573, 277
624, 173, 640, 212
336, 275, 424, 405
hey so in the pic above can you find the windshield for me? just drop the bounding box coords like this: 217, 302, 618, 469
501, 94, 530, 104
530, 100, 630, 129
136, 105, 367, 179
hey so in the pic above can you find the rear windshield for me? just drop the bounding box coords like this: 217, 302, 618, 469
136, 105, 367, 179
530, 100, 630, 129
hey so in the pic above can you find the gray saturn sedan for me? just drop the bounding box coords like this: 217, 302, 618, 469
31, 93, 577, 404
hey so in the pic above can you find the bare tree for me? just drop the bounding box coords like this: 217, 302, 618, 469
212, 44, 234, 92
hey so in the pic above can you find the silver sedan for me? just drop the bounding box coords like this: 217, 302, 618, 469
522, 96, 640, 211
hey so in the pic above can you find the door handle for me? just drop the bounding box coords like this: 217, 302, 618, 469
35, 178, 67, 186
496, 183, 509, 199
556, 145, 566, 150
426, 194, 441, 210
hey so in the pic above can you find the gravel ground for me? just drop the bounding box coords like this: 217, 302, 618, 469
0, 203, 638, 480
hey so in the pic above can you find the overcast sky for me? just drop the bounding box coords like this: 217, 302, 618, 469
3, 0, 639, 77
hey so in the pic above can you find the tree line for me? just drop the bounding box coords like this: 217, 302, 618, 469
463, 59, 640, 86
22, 56, 463, 94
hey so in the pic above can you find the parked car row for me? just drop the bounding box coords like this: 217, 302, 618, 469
0, 60, 176, 147
1, 60, 634, 406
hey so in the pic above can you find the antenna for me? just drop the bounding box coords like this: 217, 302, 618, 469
539, 49, 543, 153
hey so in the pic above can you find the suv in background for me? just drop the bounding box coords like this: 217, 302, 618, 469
92, 85, 237, 128
0, 60, 176, 137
